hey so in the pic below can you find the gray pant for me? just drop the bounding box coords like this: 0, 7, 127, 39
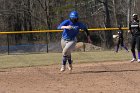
61, 38, 77, 56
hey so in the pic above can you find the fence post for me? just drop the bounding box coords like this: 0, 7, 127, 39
47, 42, 48, 53
83, 43, 86, 52
7, 34, 10, 55
46, 32, 49, 53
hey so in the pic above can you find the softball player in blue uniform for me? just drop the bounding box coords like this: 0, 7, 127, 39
57, 11, 92, 72
129, 14, 140, 62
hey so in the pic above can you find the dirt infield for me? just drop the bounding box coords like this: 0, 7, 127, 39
0, 61, 140, 93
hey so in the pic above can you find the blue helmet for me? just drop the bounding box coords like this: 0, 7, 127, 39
69, 11, 79, 19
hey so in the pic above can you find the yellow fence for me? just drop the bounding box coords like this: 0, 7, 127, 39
0, 27, 129, 35
0, 27, 129, 54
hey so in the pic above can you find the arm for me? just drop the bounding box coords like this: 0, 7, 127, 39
84, 29, 92, 43
128, 21, 132, 33
79, 23, 92, 43
61, 26, 73, 30
57, 20, 73, 30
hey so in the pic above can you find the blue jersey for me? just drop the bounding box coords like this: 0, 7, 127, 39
57, 19, 87, 40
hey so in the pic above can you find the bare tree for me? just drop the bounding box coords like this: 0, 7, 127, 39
0, 0, 139, 50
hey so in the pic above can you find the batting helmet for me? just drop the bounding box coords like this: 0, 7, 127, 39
69, 11, 79, 19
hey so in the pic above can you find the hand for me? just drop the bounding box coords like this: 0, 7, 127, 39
128, 30, 131, 33
113, 35, 119, 38
66, 25, 73, 30
87, 36, 92, 43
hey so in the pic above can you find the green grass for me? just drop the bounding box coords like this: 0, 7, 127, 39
0, 50, 132, 69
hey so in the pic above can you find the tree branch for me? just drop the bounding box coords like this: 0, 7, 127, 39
36, 0, 45, 10
97, 0, 105, 4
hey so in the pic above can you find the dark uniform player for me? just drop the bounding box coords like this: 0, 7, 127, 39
129, 14, 140, 62
115, 24, 129, 52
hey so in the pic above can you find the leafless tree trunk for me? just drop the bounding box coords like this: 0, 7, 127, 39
97, 0, 113, 49
127, 0, 133, 28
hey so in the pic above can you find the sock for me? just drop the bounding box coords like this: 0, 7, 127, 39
132, 51, 136, 59
62, 56, 67, 65
67, 55, 72, 64
138, 52, 140, 59
115, 46, 119, 52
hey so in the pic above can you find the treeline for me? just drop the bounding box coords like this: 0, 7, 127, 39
0, 0, 139, 49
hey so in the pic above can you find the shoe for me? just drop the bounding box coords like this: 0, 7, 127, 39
60, 65, 66, 72
127, 50, 129, 52
68, 64, 72, 71
131, 58, 137, 62
115, 51, 118, 53
138, 59, 140, 63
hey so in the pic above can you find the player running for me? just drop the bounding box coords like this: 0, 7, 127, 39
57, 11, 92, 72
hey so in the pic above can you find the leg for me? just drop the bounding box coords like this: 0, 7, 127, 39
60, 39, 67, 71
121, 39, 129, 52
130, 36, 137, 62
67, 40, 76, 64
61, 39, 67, 65
67, 54, 72, 64
65, 40, 76, 71
67, 54, 73, 71
115, 39, 120, 52
136, 36, 140, 62
61, 39, 76, 71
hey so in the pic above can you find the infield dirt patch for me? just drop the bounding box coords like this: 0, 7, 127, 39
0, 61, 140, 93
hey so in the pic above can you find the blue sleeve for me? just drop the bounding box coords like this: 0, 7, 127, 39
79, 22, 90, 36
57, 20, 69, 29
79, 23, 88, 30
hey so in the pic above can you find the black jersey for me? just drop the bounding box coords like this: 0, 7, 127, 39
118, 30, 123, 39
129, 20, 140, 36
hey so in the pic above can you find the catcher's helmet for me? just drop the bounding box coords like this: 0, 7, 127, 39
69, 11, 79, 19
